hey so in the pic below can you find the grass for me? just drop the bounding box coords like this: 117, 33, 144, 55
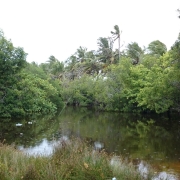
0, 140, 154, 180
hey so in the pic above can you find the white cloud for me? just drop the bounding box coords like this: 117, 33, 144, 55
0, 0, 180, 64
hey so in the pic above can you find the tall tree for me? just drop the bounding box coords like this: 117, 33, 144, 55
147, 40, 167, 57
111, 25, 121, 61
42, 55, 64, 77
47, 55, 57, 64
0, 31, 27, 79
97, 37, 115, 64
76, 46, 87, 63
0, 31, 27, 117
126, 42, 143, 64
178, 9, 180, 18
170, 33, 180, 111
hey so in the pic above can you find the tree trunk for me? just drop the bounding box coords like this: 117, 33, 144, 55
118, 35, 120, 61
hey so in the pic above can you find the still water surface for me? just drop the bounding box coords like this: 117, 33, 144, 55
0, 107, 180, 178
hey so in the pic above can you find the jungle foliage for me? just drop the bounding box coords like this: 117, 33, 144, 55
0, 31, 64, 118
60, 26, 180, 114
1, 23, 180, 117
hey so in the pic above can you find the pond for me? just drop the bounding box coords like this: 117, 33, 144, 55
0, 107, 180, 178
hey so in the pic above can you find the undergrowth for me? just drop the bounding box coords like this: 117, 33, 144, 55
0, 140, 154, 180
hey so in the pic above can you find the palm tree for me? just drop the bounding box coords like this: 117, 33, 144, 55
76, 46, 87, 63
178, 9, 180, 18
47, 55, 57, 64
51, 61, 64, 76
97, 37, 114, 64
43, 55, 64, 77
111, 25, 121, 61
147, 40, 167, 57
126, 42, 144, 64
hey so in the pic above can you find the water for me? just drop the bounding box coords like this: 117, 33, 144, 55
0, 107, 180, 178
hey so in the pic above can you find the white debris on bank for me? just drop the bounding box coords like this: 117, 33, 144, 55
16, 123, 22, 126
110, 158, 178, 180
110, 156, 122, 169
138, 161, 178, 180
94, 141, 104, 151
152, 171, 177, 180
138, 161, 149, 179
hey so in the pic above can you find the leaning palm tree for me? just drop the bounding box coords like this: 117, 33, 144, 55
97, 37, 114, 64
76, 46, 87, 63
47, 55, 57, 64
126, 42, 144, 64
111, 25, 121, 61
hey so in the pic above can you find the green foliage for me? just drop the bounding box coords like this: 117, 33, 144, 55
0, 31, 27, 117
97, 37, 117, 64
40, 55, 64, 76
61, 75, 96, 106
111, 25, 121, 60
1, 72, 62, 117
17, 72, 58, 113
0, 31, 64, 117
1, 26, 180, 116
126, 42, 144, 64
168, 34, 180, 111
141, 54, 157, 69
136, 55, 174, 113
0, 32, 27, 78
60, 28, 180, 114
25, 62, 48, 79
0, 140, 153, 180
107, 54, 174, 113
61, 43, 179, 114
147, 40, 167, 57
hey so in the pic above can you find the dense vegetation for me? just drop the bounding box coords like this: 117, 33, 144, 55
0, 31, 64, 117
59, 26, 180, 114
0, 22, 180, 117
0, 139, 155, 180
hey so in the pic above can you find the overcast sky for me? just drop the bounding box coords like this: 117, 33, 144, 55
0, 0, 180, 64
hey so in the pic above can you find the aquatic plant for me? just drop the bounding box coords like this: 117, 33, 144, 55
0, 140, 156, 180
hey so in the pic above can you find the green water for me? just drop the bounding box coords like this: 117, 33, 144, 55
0, 107, 180, 177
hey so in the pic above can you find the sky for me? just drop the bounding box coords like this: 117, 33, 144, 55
0, 0, 180, 64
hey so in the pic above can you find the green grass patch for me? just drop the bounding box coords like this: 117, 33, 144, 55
0, 140, 154, 180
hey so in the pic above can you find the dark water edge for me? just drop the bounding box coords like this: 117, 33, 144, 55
0, 106, 180, 178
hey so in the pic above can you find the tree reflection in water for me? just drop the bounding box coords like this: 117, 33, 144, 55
0, 107, 180, 177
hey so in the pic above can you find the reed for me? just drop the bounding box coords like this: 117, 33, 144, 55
0, 140, 154, 180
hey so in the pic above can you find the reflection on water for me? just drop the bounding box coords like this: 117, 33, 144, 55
18, 135, 70, 156
0, 107, 180, 178
19, 139, 55, 156
94, 141, 104, 151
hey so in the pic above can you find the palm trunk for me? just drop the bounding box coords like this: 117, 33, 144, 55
118, 34, 120, 62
